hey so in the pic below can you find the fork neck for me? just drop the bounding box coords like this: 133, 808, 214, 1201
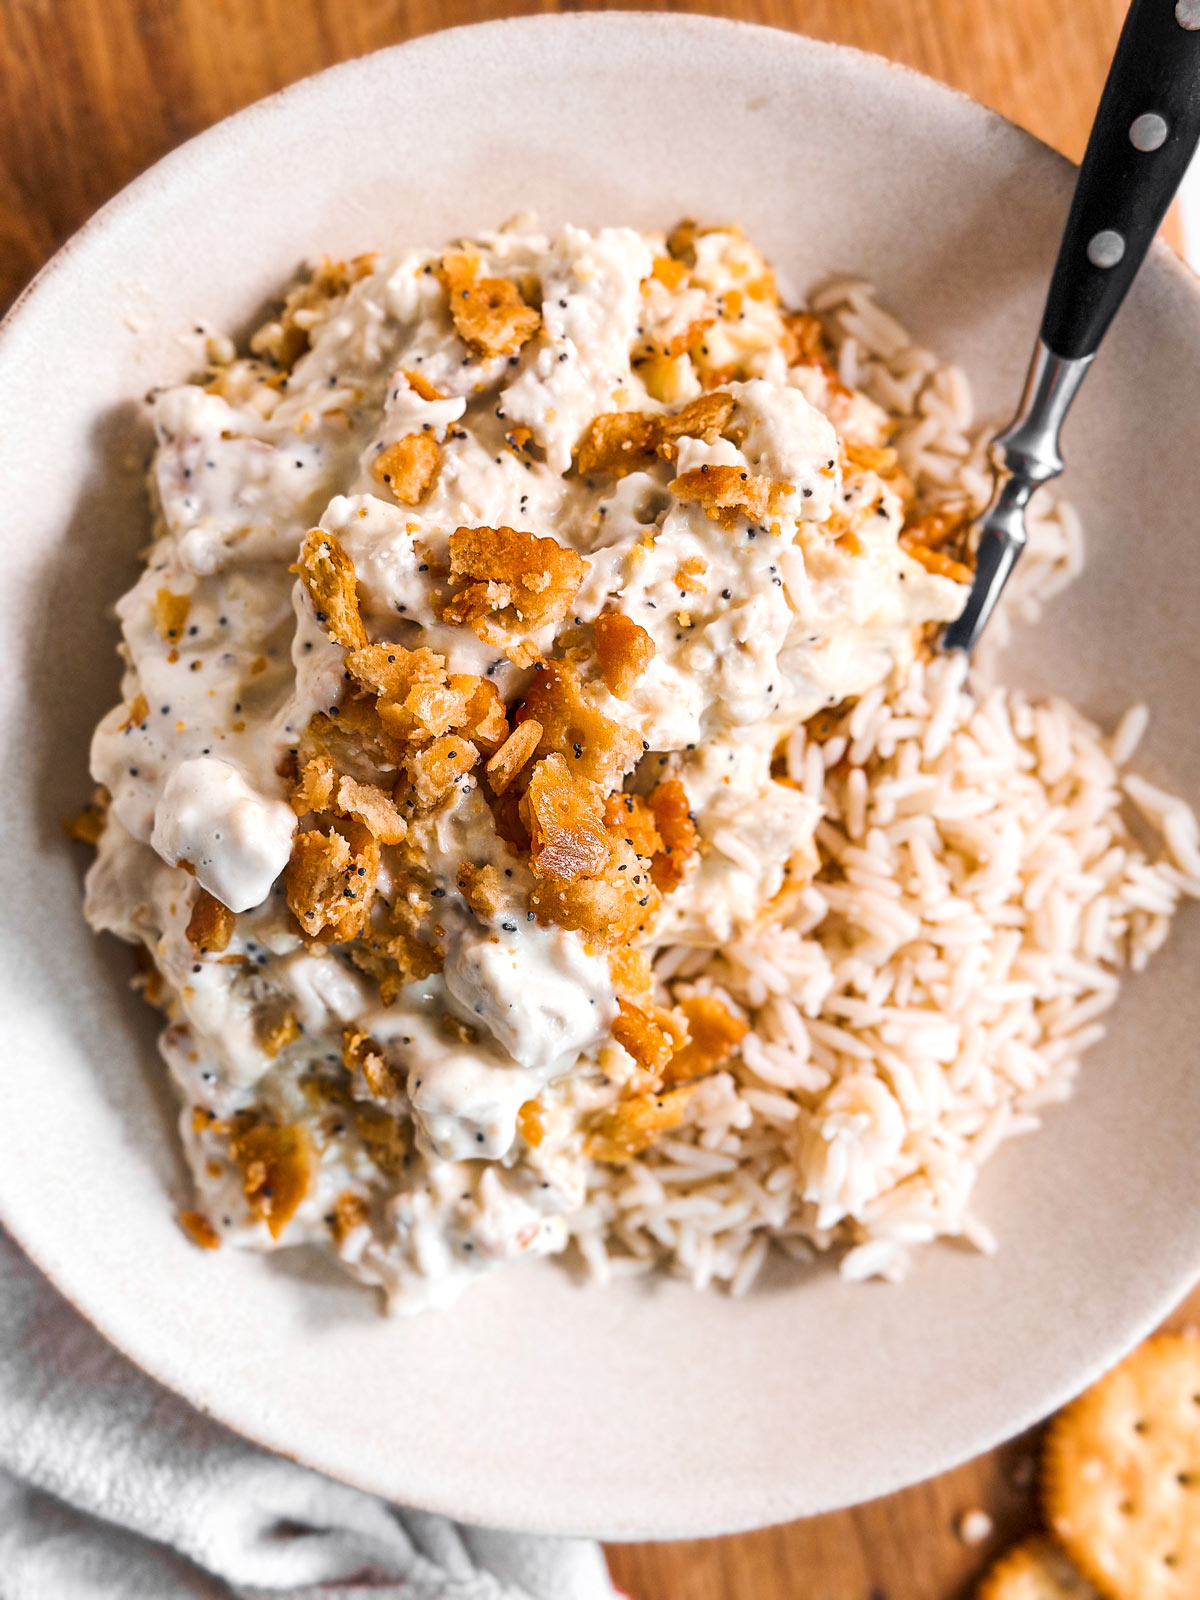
991, 341, 1093, 487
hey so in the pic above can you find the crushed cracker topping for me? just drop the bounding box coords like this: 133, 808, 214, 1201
516, 659, 642, 790
284, 822, 380, 941
594, 611, 655, 699
180, 1210, 221, 1250
670, 462, 770, 528
370, 433, 441, 503
584, 1086, 696, 1163
186, 888, 235, 953
486, 718, 543, 795
440, 251, 542, 358
648, 779, 697, 891
230, 1119, 316, 1239
441, 524, 587, 635
153, 588, 191, 642
612, 996, 688, 1073
662, 995, 748, 1086
295, 529, 368, 650
522, 754, 609, 881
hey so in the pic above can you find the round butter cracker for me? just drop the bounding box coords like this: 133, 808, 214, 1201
1043, 1334, 1200, 1600
976, 1535, 1100, 1600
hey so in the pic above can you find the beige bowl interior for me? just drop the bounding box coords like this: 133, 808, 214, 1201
1, 13, 1198, 1539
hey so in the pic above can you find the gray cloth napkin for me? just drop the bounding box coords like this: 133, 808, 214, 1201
0, 1230, 617, 1600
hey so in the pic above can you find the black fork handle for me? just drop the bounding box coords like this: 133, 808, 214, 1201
1041, 0, 1200, 361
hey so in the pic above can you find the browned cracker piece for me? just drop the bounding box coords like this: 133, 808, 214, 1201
294, 529, 368, 650
179, 1210, 221, 1251
229, 1119, 316, 1240
516, 658, 642, 791
602, 792, 662, 863
441, 524, 587, 634
345, 642, 445, 701
455, 861, 510, 920
1043, 1334, 1200, 1600
486, 719, 543, 795
900, 530, 973, 586
284, 822, 379, 941
670, 462, 769, 529
574, 390, 734, 478
528, 834, 659, 946
405, 734, 478, 807
522, 753, 608, 882
154, 587, 190, 642
63, 786, 109, 846
370, 433, 440, 503
594, 611, 655, 699
654, 390, 735, 458
584, 1085, 696, 1164
662, 994, 747, 1087
976, 1536, 1101, 1600
611, 996, 688, 1073
781, 310, 832, 368
440, 251, 541, 358
186, 888, 235, 953
648, 777, 697, 891
334, 773, 408, 845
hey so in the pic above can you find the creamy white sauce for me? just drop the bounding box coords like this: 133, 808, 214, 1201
84, 220, 967, 1311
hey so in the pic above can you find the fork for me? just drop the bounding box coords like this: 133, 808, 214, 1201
943, 0, 1200, 653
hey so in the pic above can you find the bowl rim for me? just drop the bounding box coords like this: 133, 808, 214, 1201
4, 9, 1200, 1539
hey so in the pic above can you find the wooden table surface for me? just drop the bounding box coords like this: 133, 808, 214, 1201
2, 2, 1194, 1595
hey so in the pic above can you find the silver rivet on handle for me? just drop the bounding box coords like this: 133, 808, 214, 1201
1129, 112, 1169, 150
1087, 229, 1126, 267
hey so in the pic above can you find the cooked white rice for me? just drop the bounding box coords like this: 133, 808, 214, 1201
571, 282, 1199, 1293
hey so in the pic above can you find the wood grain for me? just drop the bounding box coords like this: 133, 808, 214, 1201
1, 3, 1193, 1597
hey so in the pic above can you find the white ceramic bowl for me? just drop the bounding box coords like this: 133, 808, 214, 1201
2, 12, 1199, 1540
